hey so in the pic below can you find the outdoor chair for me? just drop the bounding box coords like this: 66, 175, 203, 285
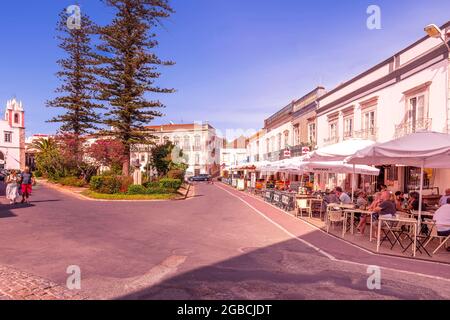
296, 199, 311, 218
423, 221, 450, 254
326, 209, 345, 234
379, 213, 412, 251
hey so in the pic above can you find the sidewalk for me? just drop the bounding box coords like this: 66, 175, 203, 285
0, 264, 85, 300
217, 183, 450, 280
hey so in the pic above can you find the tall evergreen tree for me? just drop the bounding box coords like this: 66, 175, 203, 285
47, 9, 103, 154
95, 0, 175, 176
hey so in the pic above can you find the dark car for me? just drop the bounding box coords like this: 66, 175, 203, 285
0, 169, 9, 182
189, 174, 211, 182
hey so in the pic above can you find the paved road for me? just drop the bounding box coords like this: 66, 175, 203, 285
0, 182, 449, 300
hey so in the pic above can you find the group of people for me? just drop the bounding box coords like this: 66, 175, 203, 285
326, 185, 450, 252
4, 167, 35, 205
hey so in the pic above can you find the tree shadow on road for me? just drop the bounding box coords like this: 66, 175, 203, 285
114, 236, 447, 300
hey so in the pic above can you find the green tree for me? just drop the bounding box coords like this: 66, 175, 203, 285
149, 141, 174, 177
95, 0, 175, 176
47, 10, 103, 158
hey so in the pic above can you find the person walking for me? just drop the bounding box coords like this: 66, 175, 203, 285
20, 167, 35, 204
5, 170, 20, 204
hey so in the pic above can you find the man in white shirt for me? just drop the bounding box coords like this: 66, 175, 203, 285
433, 198, 450, 245
439, 189, 450, 207
335, 187, 352, 204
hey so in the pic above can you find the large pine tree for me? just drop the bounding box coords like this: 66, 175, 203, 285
95, 0, 175, 176
47, 10, 103, 151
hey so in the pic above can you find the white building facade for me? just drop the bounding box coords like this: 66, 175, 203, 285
0, 99, 26, 170
133, 123, 221, 177
316, 21, 450, 193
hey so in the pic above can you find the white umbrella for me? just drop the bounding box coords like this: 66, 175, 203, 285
305, 139, 376, 200
347, 131, 450, 225
305, 139, 376, 162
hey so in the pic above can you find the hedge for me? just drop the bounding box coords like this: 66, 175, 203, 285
58, 176, 86, 187
159, 178, 182, 190
127, 185, 148, 195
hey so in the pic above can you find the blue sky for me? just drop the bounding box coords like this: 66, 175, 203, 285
1, 0, 450, 138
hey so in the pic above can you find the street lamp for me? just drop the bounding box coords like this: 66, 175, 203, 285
425, 23, 450, 133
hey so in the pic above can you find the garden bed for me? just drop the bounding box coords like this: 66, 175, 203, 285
81, 190, 177, 200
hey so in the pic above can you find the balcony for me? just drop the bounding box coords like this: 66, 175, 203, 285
354, 128, 378, 141
263, 152, 279, 162
395, 118, 432, 138
193, 145, 202, 152
343, 131, 354, 140
323, 136, 340, 146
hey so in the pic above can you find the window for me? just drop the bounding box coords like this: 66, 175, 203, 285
344, 117, 353, 139
4, 132, 12, 143
271, 136, 275, 153
163, 136, 170, 144
194, 135, 201, 150
195, 154, 200, 165
294, 125, 300, 146
183, 136, 190, 150
308, 123, 316, 144
408, 94, 426, 131
266, 138, 270, 153
14, 113, 19, 124
283, 131, 289, 149
277, 133, 282, 151
329, 121, 338, 139
173, 136, 180, 146
362, 110, 376, 134
140, 154, 146, 163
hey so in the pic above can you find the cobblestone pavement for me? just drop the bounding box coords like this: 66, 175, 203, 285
0, 265, 85, 300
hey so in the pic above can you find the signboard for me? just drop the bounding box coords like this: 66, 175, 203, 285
302, 147, 310, 155
283, 149, 291, 158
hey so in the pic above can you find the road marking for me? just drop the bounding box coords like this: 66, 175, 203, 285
125, 255, 187, 292
215, 184, 450, 283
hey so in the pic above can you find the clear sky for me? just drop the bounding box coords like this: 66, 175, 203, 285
1, 0, 450, 138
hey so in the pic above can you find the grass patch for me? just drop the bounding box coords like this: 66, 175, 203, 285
81, 190, 176, 200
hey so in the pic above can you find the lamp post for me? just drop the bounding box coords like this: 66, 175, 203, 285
425, 24, 450, 133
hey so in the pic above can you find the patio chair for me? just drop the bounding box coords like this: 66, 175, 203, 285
296, 199, 311, 218
379, 213, 412, 251
423, 221, 450, 254
326, 209, 345, 234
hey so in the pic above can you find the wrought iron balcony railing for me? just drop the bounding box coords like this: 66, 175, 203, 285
343, 131, 354, 140
323, 136, 340, 146
394, 118, 432, 138
354, 128, 378, 141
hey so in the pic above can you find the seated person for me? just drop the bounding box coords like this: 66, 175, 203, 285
335, 187, 352, 205
356, 192, 368, 209
433, 198, 450, 251
407, 192, 427, 212
439, 188, 450, 207
357, 192, 381, 235
371, 192, 397, 238
394, 191, 405, 212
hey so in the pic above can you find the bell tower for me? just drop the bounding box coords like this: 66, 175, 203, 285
6, 98, 25, 128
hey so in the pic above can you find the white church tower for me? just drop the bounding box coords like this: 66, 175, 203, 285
0, 99, 26, 170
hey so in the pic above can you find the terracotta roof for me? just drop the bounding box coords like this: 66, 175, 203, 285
145, 123, 214, 132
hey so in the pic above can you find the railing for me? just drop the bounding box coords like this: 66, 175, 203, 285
263, 152, 280, 162
323, 136, 340, 146
354, 127, 378, 141
343, 131, 354, 140
193, 145, 202, 152
394, 118, 432, 138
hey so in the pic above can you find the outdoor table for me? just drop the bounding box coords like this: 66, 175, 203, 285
377, 216, 418, 257
342, 209, 373, 237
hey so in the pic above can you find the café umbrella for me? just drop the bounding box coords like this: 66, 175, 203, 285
346, 131, 450, 225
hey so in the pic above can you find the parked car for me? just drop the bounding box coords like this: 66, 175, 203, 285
0, 169, 9, 182
189, 174, 211, 182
